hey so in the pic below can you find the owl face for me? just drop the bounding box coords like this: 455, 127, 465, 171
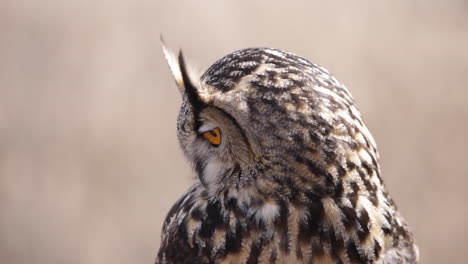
176, 96, 256, 195
164, 48, 257, 197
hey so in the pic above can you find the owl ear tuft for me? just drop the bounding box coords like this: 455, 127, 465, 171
161, 36, 205, 110
161, 36, 185, 94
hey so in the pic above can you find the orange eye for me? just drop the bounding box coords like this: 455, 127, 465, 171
202, 127, 221, 146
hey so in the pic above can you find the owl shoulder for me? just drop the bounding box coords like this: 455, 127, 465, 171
156, 184, 208, 264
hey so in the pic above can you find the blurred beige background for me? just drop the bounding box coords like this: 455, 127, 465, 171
1, 1, 467, 263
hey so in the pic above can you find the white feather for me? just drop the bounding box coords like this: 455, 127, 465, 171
161, 37, 184, 93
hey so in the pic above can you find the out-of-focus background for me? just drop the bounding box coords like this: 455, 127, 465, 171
1, 1, 467, 263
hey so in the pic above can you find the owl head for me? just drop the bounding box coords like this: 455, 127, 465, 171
162, 43, 379, 204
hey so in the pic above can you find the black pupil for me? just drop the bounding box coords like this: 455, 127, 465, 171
209, 130, 217, 137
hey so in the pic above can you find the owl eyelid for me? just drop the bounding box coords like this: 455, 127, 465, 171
198, 123, 218, 134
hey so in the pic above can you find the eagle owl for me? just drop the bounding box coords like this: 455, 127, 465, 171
156, 43, 418, 264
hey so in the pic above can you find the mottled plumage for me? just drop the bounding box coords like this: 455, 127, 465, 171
156, 46, 418, 264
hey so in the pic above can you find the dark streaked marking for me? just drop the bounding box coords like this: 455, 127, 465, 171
177, 50, 206, 130
334, 182, 344, 198
330, 231, 345, 260
346, 241, 362, 262
361, 162, 373, 176
322, 148, 337, 164
369, 194, 379, 207
290, 131, 305, 144
349, 181, 360, 208
340, 204, 358, 231
225, 197, 237, 211
373, 239, 382, 258
346, 160, 357, 171
357, 209, 371, 242
190, 207, 203, 221
309, 129, 325, 145
224, 222, 244, 254
250, 80, 287, 95
199, 201, 224, 239
337, 165, 346, 177
358, 168, 377, 200
298, 190, 324, 244
274, 198, 290, 254
382, 226, 392, 235
246, 239, 264, 264
370, 154, 379, 169
294, 155, 334, 189
252, 97, 289, 117
283, 176, 303, 205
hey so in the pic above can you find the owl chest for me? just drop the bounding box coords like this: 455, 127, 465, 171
181, 204, 340, 264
